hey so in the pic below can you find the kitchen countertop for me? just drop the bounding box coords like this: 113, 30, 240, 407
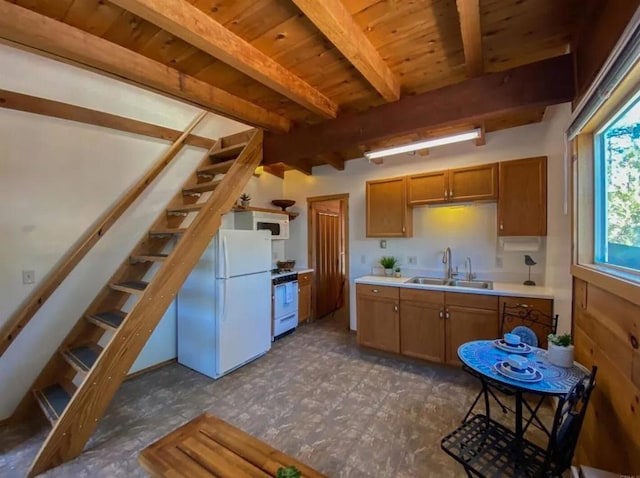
272, 268, 314, 279
354, 275, 554, 299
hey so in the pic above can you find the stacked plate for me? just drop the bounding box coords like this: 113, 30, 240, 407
494, 360, 543, 382
493, 339, 532, 354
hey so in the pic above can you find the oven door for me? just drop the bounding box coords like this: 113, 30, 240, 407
273, 281, 298, 318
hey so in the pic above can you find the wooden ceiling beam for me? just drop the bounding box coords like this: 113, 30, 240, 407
319, 152, 346, 171
111, 0, 338, 119
291, 0, 400, 102
0, 1, 290, 132
263, 54, 574, 165
456, 0, 484, 77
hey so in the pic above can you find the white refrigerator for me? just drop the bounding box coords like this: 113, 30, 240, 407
177, 229, 272, 379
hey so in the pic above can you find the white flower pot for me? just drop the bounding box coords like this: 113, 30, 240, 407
384, 268, 393, 277
547, 343, 574, 368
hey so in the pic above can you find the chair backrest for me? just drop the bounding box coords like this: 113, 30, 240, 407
545, 366, 598, 475
500, 303, 558, 348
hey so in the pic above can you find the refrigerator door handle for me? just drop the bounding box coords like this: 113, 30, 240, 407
220, 280, 227, 323
222, 235, 229, 279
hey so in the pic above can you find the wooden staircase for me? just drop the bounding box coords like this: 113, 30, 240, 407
11, 128, 263, 477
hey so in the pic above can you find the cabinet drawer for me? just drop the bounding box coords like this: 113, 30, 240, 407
499, 296, 553, 315
298, 272, 312, 284
446, 292, 498, 311
356, 284, 399, 300
400, 288, 444, 304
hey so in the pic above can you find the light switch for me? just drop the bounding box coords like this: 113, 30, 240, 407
380, 240, 387, 249
22, 270, 35, 284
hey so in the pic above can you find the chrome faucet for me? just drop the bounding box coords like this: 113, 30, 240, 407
442, 247, 457, 280
465, 256, 476, 281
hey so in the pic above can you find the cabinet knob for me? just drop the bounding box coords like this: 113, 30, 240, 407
394, 304, 398, 313
402, 226, 406, 233
499, 222, 504, 230
516, 303, 530, 308
439, 309, 443, 319
446, 311, 450, 319
372, 289, 379, 293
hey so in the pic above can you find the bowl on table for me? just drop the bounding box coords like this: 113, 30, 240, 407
271, 199, 296, 211
504, 333, 521, 346
277, 260, 296, 271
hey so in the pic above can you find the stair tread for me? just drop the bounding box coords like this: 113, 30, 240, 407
149, 228, 187, 236
197, 159, 234, 176
209, 142, 247, 160
130, 253, 169, 263
183, 179, 222, 195
62, 345, 102, 373
34, 384, 72, 424
86, 310, 127, 330
110, 280, 148, 293
167, 204, 204, 214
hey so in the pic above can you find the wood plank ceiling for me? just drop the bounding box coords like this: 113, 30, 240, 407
4, 0, 583, 171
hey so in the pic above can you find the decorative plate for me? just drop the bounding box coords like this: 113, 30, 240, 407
494, 362, 543, 382
493, 339, 532, 354
511, 325, 539, 347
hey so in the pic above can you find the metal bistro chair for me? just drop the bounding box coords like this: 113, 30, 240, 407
441, 366, 597, 478
462, 304, 559, 428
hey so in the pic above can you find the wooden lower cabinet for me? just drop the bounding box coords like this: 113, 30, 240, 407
356, 284, 400, 353
499, 295, 554, 348
298, 272, 313, 323
357, 286, 502, 364
445, 306, 499, 365
399, 289, 445, 362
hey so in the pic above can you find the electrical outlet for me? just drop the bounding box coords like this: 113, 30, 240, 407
22, 270, 35, 284
380, 240, 387, 249
408, 256, 418, 265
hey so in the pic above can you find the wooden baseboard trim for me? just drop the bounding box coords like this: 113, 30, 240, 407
125, 358, 177, 381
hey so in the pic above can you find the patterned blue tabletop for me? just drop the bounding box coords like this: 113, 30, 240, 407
458, 340, 588, 395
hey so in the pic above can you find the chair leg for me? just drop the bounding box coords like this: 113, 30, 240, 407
463, 388, 484, 423
486, 387, 509, 415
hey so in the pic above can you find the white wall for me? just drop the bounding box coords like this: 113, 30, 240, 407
0, 44, 252, 419
283, 104, 573, 331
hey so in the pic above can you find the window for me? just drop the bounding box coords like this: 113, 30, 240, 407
594, 93, 640, 274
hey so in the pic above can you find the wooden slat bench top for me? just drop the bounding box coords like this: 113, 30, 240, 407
138, 413, 327, 478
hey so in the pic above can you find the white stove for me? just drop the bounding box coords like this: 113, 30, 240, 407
272, 272, 298, 339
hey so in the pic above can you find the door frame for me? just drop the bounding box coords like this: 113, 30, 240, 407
307, 193, 350, 329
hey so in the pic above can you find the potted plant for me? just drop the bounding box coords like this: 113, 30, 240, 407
276, 466, 301, 478
393, 266, 401, 278
547, 333, 574, 367
380, 256, 397, 276
239, 193, 251, 207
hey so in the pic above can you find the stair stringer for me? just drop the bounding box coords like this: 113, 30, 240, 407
26, 129, 263, 477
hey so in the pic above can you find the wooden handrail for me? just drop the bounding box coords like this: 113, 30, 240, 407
0, 111, 207, 357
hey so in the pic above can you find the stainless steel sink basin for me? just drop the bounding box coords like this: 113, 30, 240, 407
407, 277, 449, 285
449, 279, 494, 290
407, 277, 493, 290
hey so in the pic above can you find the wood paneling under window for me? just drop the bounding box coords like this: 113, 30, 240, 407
572, 277, 640, 473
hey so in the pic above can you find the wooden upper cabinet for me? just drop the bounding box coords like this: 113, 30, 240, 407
366, 176, 413, 237
449, 163, 498, 202
407, 163, 497, 206
407, 171, 448, 205
498, 157, 547, 236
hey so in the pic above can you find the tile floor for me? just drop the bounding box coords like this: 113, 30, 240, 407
1, 318, 553, 477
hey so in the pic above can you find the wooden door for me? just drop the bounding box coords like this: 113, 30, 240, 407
399, 289, 445, 362
449, 163, 498, 202
356, 285, 400, 353
445, 306, 499, 365
498, 157, 547, 236
407, 171, 448, 205
314, 205, 342, 318
366, 176, 412, 237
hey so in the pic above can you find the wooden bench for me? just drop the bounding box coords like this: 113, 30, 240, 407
138, 413, 327, 478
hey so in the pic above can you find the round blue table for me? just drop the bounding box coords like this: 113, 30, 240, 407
457, 340, 589, 449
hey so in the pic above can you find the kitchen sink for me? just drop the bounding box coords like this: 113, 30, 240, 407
407, 277, 449, 285
449, 279, 494, 290
407, 277, 493, 290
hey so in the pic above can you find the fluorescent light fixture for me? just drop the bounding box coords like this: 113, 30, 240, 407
364, 128, 482, 160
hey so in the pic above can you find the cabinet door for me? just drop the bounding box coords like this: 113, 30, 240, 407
366, 177, 412, 237
356, 295, 400, 353
449, 163, 498, 202
445, 306, 499, 365
400, 300, 445, 362
298, 283, 312, 323
407, 171, 448, 205
498, 157, 547, 236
